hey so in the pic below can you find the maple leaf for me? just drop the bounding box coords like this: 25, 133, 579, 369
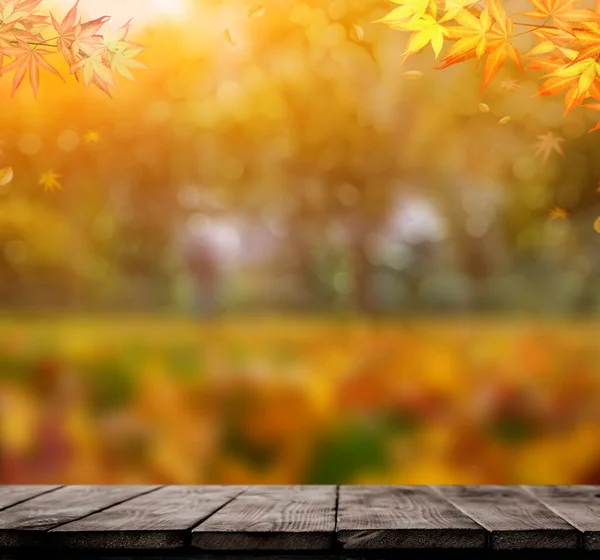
540, 57, 600, 114
583, 102, 600, 131
533, 131, 565, 162
500, 79, 520, 90
0, 20, 31, 72
102, 19, 132, 53
110, 45, 147, 81
84, 130, 99, 143
549, 206, 567, 219
51, 0, 109, 73
441, 0, 480, 23
396, 13, 449, 60
39, 170, 61, 192
375, 0, 435, 29
0, 38, 63, 98
570, 22, 600, 65
439, 0, 521, 92
0, 0, 32, 24
520, 0, 600, 35
437, 7, 491, 68
478, 0, 523, 94
10, 0, 48, 35
70, 49, 114, 90
594, 217, 600, 232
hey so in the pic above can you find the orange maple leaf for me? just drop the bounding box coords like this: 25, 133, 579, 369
520, 0, 600, 35
0, 38, 63, 98
549, 206, 567, 219
571, 22, 600, 65
582, 102, 600, 132
530, 46, 600, 115
479, 0, 523, 95
438, 0, 522, 93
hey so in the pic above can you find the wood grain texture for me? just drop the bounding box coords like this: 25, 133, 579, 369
0, 486, 157, 548
0, 487, 60, 511
523, 485, 600, 550
192, 485, 337, 551
50, 486, 244, 549
336, 486, 486, 549
434, 485, 579, 550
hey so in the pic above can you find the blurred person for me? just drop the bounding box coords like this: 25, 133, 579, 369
183, 231, 221, 317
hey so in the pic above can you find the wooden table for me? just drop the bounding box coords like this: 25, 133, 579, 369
0, 485, 599, 558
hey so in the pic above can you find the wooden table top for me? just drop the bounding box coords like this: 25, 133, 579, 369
0, 485, 599, 556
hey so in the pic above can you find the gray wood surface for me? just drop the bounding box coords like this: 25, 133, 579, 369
433, 485, 579, 549
192, 485, 336, 551
50, 485, 244, 549
0, 486, 60, 511
336, 485, 486, 549
0, 486, 157, 547
523, 485, 600, 550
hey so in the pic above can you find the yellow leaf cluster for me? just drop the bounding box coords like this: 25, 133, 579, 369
378, 0, 600, 130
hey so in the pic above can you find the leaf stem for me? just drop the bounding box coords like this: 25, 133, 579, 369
512, 17, 553, 37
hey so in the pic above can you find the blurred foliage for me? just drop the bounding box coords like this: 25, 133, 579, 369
1, 317, 600, 485
0, 0, 598, 313
1, 2, 600, 485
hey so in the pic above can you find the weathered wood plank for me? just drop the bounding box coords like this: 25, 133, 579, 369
0, 486, 158, 548
50, 486, 244, 549
434, 485, 580, 549
191, 485, 336, 551
336, 486, 486, 549
523, 485, 600, 550
0, 487, 60, 511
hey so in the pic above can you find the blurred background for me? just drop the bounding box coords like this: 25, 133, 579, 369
1, 0, 600, 485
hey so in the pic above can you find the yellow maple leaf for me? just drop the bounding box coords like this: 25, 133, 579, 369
375, 0, 434, 29
39, 170, 61, 192
549, 206, 567, 219
0, 166, 13, 186
533, 132, 565, 162
437, 7, 491, 67
85, 131, 100, 143
441, 0, 480, 22
594, 217, 600, 232
397, 14, 449, 60
111, 46, 147, 82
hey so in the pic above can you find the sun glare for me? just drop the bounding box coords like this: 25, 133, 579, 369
53, 0, 191, 26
